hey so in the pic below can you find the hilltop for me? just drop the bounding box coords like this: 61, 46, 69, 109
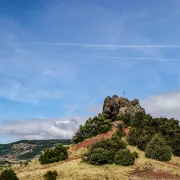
2, 95, 180, 179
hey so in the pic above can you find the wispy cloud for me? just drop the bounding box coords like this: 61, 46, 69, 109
99, 57, 180, 62
0, 78, 63, 103
22, 42, 180, 49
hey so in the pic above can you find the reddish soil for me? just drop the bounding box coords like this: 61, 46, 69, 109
71, 127, 118, 151
64, 156, 81, 163
130, 168, 180, 180
71, 126, 131, 151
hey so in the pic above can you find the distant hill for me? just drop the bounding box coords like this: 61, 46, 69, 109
0, 139, 72, 163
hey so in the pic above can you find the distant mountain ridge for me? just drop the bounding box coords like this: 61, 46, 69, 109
0, 139, 72, 163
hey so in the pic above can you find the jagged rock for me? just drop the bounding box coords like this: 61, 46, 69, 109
102, 95, 145, 119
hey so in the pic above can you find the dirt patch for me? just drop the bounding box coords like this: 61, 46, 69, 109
64, 156, 80, 163
124, 127, 130, 135
71, 126, 130, 151
71, 127, 118, 151
130, 168, 179, 180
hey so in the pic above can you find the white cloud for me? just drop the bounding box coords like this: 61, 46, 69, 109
0, 116, 88, 140
141, 92, 180, 119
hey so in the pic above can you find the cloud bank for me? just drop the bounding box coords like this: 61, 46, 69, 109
0, 116, 88, 140
1, 91, 180, 142
141, 92, 180, 119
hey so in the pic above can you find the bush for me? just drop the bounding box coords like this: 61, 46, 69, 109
145, 134, 172, 161
83, 138, 127, 165
132, 151, 139, 159
72, 114, 112, 144
126, 128, 138, 146
0, 169, 19, 180
130, 112, 180, 156
117, 113, 133, 127
116, 123, 126, 137
114, 149, 135, 166
88, 138, 126, 153
137, 129, 154, 150
39, 144, 68, 164
84, 148, 114, 165
43, 170, 58, 180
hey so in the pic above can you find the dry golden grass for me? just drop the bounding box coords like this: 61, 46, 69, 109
13, 144, 180, 180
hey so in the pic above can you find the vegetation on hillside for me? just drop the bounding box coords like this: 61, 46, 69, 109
43, 170, 58, 180
114, 149, 135, 166
0, 169, 19, 180
72, 113, 112, 144
73, 103, 179, 163
0, 139, 72, 161
13, 146, 180, 180
39, 144, 68, 164
125, 112, 180, 157
82, 132, 135, 166
145, 133, 172, 161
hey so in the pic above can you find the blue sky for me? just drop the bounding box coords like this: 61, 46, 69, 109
1, 0, 180, 143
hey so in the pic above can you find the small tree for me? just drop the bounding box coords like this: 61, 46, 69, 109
0, 169, 19, 180
39, 144, 68, 164
84, 148, 114, 165
145, 134, 172, 161
116, 123, 126, 137
72, 114, 112, 144
43, 170, 58, 180
114, 149, 135, 166
53, 144, 68, 161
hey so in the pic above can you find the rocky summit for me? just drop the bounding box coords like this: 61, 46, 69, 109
102, 95, 145, 119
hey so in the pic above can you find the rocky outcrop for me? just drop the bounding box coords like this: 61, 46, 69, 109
102, 95, 145, 119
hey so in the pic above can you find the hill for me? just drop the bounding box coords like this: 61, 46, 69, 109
0, 139, 72, 163
13, 140, 180, 180
2, 95, 180, 179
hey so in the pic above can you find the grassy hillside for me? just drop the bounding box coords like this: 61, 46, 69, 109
0, 139, 72, 161
13, 145, 180, 180
2, 96, 180, 180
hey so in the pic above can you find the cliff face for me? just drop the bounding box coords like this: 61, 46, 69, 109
102, 95, 145, 119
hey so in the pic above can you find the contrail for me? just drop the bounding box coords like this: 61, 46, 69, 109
29, 42, 180, 48
99, 57, 180, 61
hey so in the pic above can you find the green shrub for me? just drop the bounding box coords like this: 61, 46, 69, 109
114, 149, 135, 166
84, 148, 114, 165
126, 128, 138, 146
89, 138, 126, 153
116, 123, 126, 137
43, 170, 58, 180
0, 169, 19, 180
145, 134, 172, 161
126, 112, 180, 156
72, 114, 112, 144
39, 144, 68, 164
132, 151, 139, 159
117, 113, 133, 127
83, 138, 126, 165
137, 129, 154, 150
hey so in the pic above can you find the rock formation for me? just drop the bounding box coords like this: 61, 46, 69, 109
102, 95, 145, 119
